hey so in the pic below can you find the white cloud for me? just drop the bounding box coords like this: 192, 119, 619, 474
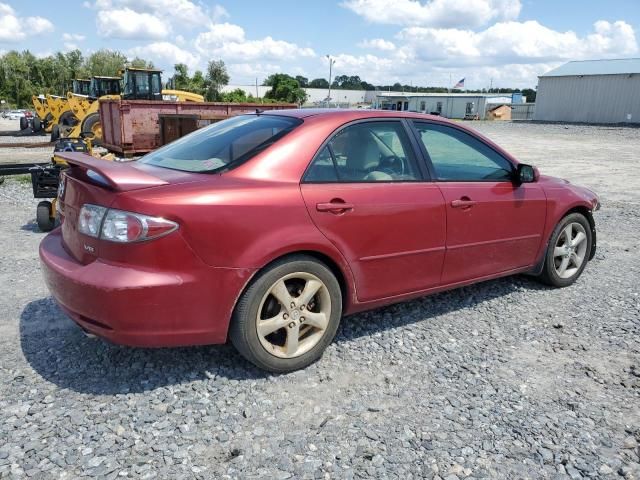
229, 62, 282, 80
196, 23, 245, 45
323, 19, 638, 88
195, 23, 315, 62
358, 38, 396, 51
0, 2, 54, 42
91, 0, 226, 28
63, 33, 86, 42
398, 20, 639, 65
128, 42, 201, 70
342, 0, 521, 29
96, 7, 171, 39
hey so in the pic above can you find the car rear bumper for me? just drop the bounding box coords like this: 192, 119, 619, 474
39, 228, 255, 347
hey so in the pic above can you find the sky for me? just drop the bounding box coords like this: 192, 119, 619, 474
0, 0, 639, 89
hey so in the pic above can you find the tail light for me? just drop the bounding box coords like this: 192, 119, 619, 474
78, 204, 178, 243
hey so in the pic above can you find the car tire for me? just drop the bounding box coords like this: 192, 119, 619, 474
81, 113, 101, 140
19, 117, 27, 130
229, 255, 342, 373
537, 212, 592, 288
36, 201, 56, 232
50, 124, 60, 142
59, 110, 77, 127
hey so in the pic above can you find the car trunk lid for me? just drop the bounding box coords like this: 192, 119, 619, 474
56, 152, 203, 264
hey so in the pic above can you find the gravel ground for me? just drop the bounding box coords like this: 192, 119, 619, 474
0, 122, 639, 479
0, 118, 51, 164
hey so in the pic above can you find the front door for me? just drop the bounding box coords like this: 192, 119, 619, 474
301, 120, 446, 301
411, 121, 546, 284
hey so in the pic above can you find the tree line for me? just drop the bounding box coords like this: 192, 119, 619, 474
0, 48, 536, 108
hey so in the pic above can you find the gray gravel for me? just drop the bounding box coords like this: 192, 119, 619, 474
0, 122, 639, 479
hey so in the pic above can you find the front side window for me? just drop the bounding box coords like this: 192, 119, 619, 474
140, 114, 302, 173
305, 121, 421, 182
413, 122, 513, 181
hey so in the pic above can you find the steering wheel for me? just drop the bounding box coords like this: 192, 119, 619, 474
379, 154, 404, 176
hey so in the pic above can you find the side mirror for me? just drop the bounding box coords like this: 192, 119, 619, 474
516, 163, 538, 184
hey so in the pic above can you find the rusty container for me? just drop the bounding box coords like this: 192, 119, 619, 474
99, 100, 297, 156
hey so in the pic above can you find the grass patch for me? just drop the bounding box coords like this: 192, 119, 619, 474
14, 174, 32, 185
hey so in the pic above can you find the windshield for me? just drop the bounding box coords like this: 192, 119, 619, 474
139, 114, 302, 173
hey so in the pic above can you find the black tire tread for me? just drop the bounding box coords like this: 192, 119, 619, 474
229, 254, 342, 373
537, 212, 592, 288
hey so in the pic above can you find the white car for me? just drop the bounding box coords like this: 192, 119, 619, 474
6, 110, 25, 120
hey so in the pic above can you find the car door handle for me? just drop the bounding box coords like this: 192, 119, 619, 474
316, 200, 354, 214
451, 198, 477, 209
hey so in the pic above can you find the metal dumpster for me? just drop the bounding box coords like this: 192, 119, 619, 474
99, 100, 297, 156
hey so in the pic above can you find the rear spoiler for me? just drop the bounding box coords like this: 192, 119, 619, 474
56, 152, 168, 191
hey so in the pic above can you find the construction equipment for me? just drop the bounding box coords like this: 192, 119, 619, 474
0, 132, 115, 231
31, 95, 53, 133
65, 76, 122, 141
72, 79, 91, 96
62, 68, 204, 143
30, 80, 89, 134
121, 67, 204, 102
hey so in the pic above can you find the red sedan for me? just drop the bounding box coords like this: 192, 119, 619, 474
40, 110, 599, 372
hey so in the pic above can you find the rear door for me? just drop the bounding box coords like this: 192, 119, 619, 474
411, 121, 546, 284
301, 120, 446, 302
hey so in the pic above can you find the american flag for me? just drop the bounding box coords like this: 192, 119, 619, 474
453, 78, 465, 89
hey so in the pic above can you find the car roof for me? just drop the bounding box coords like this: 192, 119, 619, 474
264, 108, 456, 124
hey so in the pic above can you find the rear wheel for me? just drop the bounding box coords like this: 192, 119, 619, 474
33, 117, 42, 132
537, 213, 592, 287
50, 124, 60, 142
36, 201, 56, 232
81, 113, 101, 140
229, 255, 342, 372
19, 116, 27, 130
59, 110, 77, 127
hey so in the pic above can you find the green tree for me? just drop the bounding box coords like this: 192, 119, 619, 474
172, 63, 191, 90
84, 49, 128, 77
522, 88, 536, 103
264, 73, 307, 104
130, 57, 154, 69
205, 60, 229, 101
190, 70, 206, 96
332, 75, 366, 90
295, 75, 308, 88
220, 88, 254, 103
309, 78, 329, 88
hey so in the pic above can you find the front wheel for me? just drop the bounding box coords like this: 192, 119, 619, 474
36, 201, 56, 232
229, 255, 342, 373
537, 213, 592, 287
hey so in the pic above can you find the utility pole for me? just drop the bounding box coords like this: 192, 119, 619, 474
255, 77, 258, 99
490, 78, 493, 92
326, 54, 335, 107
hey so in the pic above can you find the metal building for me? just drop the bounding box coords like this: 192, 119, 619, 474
535, 58, 640, 124
374, 92, 514, 119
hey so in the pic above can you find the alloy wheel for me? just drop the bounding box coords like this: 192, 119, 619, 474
256, 272, 331, 358
553, 222, 588, 279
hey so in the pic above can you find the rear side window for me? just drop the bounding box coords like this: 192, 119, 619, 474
304, 121, 421, 183
140, 114, 302, 173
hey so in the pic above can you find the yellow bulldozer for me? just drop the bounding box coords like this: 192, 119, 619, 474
62, 76, 122, 141
57, 67, 204, 142
31, 79, 90, 134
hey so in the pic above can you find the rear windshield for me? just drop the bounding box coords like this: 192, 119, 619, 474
139, 114, 302, 173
